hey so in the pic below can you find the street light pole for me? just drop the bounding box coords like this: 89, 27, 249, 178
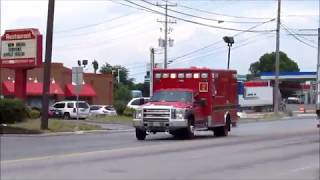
223, 36, 234, 69
274, 0, 281, 115
150, 48, 154, 97
227, 44, 231, 69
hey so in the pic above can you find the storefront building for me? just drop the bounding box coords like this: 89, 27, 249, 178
0, 63, 113, 108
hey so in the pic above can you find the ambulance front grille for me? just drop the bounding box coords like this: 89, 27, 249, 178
143, 109, 170, 122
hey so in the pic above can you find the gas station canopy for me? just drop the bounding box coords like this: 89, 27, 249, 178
260, 72, 316, 80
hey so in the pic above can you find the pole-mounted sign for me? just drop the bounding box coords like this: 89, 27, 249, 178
72, 67, 83, 121
72, 67, 83, 93
0, 28, 42, 100
0, 28, 42, 68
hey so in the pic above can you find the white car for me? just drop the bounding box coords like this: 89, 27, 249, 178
90, 105, 117, 116
51, 101, 90, 120
127, 97, 150, 110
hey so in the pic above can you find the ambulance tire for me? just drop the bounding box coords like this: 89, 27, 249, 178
135, 128, 146, 140
214, 120, 230, 137
170, 130, 184, 139
213, 126, 227, 137
183, 119, 195, 139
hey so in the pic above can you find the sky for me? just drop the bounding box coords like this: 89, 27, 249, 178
1, 0, 319, 83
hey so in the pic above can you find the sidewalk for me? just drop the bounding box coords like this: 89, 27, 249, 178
238, 111, 317, 123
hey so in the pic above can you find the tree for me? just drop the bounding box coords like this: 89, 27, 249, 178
249, 51, 300, 77
100, 62, 113, 74
92, 60, 99, 74
113, 84, 131, 115
100, 63, 134, 87
99, 63, 136, 114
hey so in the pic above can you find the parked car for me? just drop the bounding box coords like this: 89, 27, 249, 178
51, 101, 90, 120
127, 97, 150, 110
48, 108, 63, 118
90, 105, 117, 116
287, 97, 301, 104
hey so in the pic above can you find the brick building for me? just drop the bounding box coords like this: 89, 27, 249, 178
0, 63, 113, 108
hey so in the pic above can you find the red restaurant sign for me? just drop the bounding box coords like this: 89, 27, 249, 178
0, 28, 42, 68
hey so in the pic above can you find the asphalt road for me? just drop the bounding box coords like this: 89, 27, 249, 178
1, 117, 319, 180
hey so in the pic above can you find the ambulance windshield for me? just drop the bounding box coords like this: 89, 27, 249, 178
150, 90, 192, 103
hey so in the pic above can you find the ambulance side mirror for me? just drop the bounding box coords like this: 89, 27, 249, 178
139, 98, 145, 105
194, 93, 200, 100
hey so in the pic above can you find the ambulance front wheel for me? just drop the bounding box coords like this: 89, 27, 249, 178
136, 128, 146, 140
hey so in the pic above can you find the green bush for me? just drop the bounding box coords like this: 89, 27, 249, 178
28, 109, 41, 119
113, 101, 127, 115
123, 107, 135, 117
0, 99, 28, 124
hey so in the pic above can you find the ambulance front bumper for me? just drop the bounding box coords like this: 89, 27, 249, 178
133, 118, 188, 131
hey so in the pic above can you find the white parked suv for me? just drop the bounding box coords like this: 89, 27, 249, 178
51, 101, 90, 120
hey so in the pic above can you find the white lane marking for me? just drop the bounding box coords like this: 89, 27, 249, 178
279, 163, 319, 176
290, 164, 319, 173
1, 145, 156, 164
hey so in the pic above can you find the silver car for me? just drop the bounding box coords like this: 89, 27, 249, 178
90, 105, 117, 116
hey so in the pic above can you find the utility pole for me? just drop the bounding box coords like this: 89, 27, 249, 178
150, 48, 155, 97
164, 2, 168, 69
117, 68, 120, 84
274, 0, 281, 115
157, 0, 176, 69
316, 0, 320, 118
41, 0, 55, 130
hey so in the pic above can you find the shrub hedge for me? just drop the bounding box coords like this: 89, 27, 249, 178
113, 100, 127, 115
123, 107, 135, 117
0, 99, 28, 124
28, 109, 41, 119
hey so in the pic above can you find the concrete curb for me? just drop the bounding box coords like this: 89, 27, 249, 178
83, 120, 133, 127
0, 128, 135, 137
238, 114, 317, 124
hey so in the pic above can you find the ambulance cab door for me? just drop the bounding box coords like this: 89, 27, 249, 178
193, 95, 206, 127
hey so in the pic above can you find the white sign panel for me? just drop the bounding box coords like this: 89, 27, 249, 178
72, 67, 83, 94
72, 67, 83, 85
1, 39, 37, 59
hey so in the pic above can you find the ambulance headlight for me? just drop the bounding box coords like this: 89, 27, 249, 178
135, 109, 143, 119
175, 108, 186, 119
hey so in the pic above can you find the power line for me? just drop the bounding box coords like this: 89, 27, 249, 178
55, 12, 137, 33
287, 34, 317, 36
281, 22, 317, 45
167, 18, 275, 62
54, 19, 157, 49
171, 33, 274, 65
141, 0, 269, 24
122, 0, 276, 33
111, 0, 155, 13
170, 1, 273, 20
281, 24, 317, 49
55, 16, 152, 39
